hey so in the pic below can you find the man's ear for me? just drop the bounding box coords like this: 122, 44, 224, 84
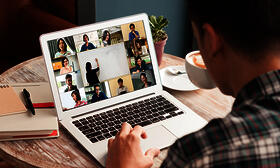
201, 23, 223, 59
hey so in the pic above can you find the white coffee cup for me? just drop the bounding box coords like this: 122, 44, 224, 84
185, 50, 216, 89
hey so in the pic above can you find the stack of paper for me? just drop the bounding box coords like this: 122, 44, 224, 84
0, 83, 59, 141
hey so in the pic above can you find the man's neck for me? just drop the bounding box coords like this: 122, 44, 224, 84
229, 51, 280, 97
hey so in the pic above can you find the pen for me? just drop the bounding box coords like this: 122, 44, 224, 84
22, 89, 35, 115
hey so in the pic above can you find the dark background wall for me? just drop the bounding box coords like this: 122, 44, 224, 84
95, 0, 194, 58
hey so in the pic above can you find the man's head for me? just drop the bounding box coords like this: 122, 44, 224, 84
83, 34, 89, 42
65, 74, 73, 86
94, 84, 100, 94
187, 0, 280, 95
188, 0, 280, 57
140, 73, 147, 83
129, 23, 135, 31
117, 78, 124, 87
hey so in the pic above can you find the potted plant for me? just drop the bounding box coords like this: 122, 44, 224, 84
149, 15, 169, 66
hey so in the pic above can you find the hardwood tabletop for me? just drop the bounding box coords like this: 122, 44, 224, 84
0, 53, 234, 168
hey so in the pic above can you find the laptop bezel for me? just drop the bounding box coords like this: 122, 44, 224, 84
40, 13, 163, 121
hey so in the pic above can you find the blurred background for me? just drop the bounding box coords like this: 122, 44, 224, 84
0, 0, 195, 73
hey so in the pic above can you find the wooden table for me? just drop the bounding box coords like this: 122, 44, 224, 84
0, 54, 234, 168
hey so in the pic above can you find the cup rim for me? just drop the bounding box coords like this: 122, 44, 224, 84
185, 50, 206, 70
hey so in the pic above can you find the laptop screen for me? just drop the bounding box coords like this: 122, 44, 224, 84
47, 21, 156, 111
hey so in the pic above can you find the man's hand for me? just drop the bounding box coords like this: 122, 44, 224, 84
106, 122, 160, 168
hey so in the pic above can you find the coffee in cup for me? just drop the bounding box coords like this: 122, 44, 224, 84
185, 50, 216, 89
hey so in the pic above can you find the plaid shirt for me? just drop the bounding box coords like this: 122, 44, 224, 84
161, 70, 280, 168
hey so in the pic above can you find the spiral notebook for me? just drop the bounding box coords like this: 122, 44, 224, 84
0, 85, 27, 116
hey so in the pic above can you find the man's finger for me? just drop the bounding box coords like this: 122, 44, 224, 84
107, 138, 114, 149
119, 122, 132, 136
131, 125, 147, 139
145, 148, 160, 160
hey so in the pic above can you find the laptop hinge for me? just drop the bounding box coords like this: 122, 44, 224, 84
71, 92, 156, 119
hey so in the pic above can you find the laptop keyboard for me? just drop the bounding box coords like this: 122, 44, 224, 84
72, 95, 184, 143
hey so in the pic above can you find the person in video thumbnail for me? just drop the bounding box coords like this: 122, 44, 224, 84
129, 23, 140, 41
133, 56, 147, 74
140, 73, 152, 88
80, 34, 96, 52
134, 39, 143, 56
55, 38, 71, 58
102, 30, 111, 47
60, 57, 73, 75
64, 74, 78, 92
86, 58, 100, 86
117, 78, 128, 95
90, 84, 108, 103
71, 90, 87, 108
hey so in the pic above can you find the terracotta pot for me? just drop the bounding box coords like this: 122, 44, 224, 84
154, 37, 167, 66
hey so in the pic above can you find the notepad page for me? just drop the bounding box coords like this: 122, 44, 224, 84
0, 85, 27, 116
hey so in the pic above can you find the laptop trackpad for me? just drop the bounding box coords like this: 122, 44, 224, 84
141, 125, 177, 153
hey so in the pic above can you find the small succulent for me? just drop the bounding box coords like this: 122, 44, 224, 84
149, 15, 169, 43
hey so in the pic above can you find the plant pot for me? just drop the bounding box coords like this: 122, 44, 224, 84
154, 37, 167, 66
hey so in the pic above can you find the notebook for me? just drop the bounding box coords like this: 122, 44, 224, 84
0, 83, 59, 141
0, 85, 27, 116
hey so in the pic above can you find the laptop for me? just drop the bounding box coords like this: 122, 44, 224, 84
40, 13, 207, 166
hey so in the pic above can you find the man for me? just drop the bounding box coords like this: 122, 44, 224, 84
129, 23, 140, 41
117, 78, 128, 95
90, 84, 108, 103
64, 74, 78, 92
106, 0, 280, 167
140, 73, 152, 88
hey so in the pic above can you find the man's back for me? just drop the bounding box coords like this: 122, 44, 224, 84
161, 70, 280, 167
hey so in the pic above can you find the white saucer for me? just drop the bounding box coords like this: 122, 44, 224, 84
160, 66, 199, 91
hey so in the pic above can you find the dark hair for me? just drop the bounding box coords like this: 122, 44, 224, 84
57, 38, 67, 52
135, 56, 142, 65
117, 78, 123, 83
94, 84, 100, 91
129, 23, 135, 29
187, 0, 280, 60
61, 57, 69, 67
71, 90, 81, 101
140, 72, 147, 79
102, 30, 111, 45
85, 62, 92, 72
83, 34, 89, 42
65, 74, 72, 80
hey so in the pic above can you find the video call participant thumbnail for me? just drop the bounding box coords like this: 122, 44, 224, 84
102, 30, 111, 47
140, 72, 152, 88
64, 74, 78, 92
71, 90, 87, 108
89, 84, 108, 103
80, 34, 96, 52
129, 23, 140, 41
117, 78, 128, 95
55, 38, 71, 58
60, 57, 73, 75
132, 56, 147, 74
